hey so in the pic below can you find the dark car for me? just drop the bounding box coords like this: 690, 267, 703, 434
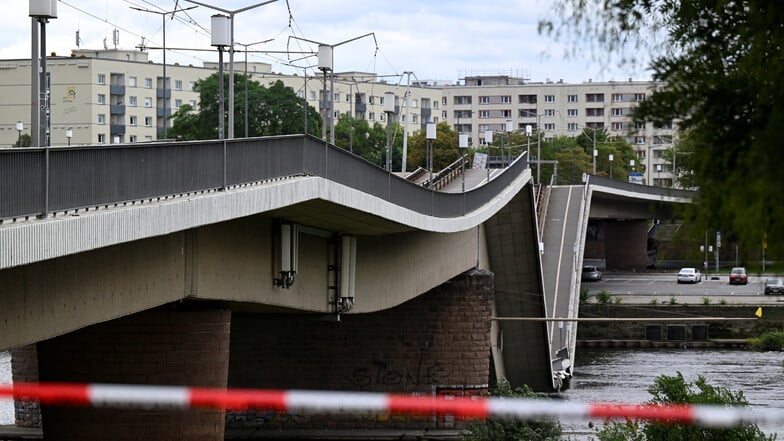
764, 277, 784, 295
582, 265, 602, 282
729, 267, 748, 285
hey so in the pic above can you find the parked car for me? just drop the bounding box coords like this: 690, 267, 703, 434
677, 267, 701, 284
582, 265, 602, 282
764, 277, 784, 295
729, 267, 748, 285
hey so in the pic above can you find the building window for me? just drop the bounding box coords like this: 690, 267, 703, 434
586, 108, 604, 117
401, 115, 406, 123
97, 94, 105, 105
308, 90, 316, 100
380, 113, 385, 122
441, 110, 447, 119
567, 94, 578, 102
545, 109, 556, 117
297, 90, 303, 98
144, 135, 153, 141
454, 96, 472, 105
567, 122, 579, 131
433, 101, 438, 110
544, 123, 555, 131
567, 108, 578, 117
97, 114, 106, 124
442, 96, 447, 106
174, 99, 182, 110
612, 122, 624, 130
128, 76, 137, 87
144, 78, 153, 88
144, 97, 152, 108
97, 74, 106, 85
188, 81, 195, 91
612, 93, 624, 102
636, 136, 646, 144
144, 116, 153, 127
520, 109, 537, 118
519, 94, 537, 104
369, 112, 375, 121
586, 93, 604, 102
479, 110, 490, 118
129, 135, 137, 143
129, 115, 137, 126
189, 100, 197, 108
334, 93, 340, 102
129, 96, 137, 107
544, 95, 555, 103
612, 108, 624, 116
635, 93, 646, 102
412, 115, 418, 123
412, 99, 418, 107
98, 134, 106, 144
333, 110, 339, 119
635, 122, 646, 130
174, 80, 183, 91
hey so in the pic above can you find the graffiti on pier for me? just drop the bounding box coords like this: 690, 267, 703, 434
346, 359, 447, 388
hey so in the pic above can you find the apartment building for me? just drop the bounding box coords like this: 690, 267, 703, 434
0, 49, 441, 149
0, 51, 674, 185
441, 75, 677, 186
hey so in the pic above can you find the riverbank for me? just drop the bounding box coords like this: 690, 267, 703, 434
577, 304, 784, 343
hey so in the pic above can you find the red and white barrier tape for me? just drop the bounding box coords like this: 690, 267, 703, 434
0, 382, 779, 428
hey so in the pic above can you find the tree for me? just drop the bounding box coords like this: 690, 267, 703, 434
540, 0, 784, 255
167, 74, 321, 141
14, 134, 31, 147
406, 122, 463, 172
332, 114, 398, 167
593, 372, 773, 441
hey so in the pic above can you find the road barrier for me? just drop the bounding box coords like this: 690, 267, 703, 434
0, 382, 781, 428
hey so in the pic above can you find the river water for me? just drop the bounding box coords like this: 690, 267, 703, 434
561, 347, 784, 439
3, 348, 784, 437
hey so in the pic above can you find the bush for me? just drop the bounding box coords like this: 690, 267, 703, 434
580, 287, 589, 303
592, 372, 774, 441
748, 331, 784, 351
702, 296, 711, 305
596, 290, 612, 304
462, 378, 561, 441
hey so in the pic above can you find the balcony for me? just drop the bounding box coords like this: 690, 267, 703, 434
110, 105, 126, 115
156, 108, 172, 118
110, 84, 126, 95
110, 124, 126, 135
354, 102, 367, 113
156, 88, 171, 99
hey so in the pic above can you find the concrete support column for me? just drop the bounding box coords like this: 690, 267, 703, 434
10, 345, 41, 428
604, 220, 648, 270
36, 309, 231, 441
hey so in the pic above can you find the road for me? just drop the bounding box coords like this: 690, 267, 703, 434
581, 272, 784, 305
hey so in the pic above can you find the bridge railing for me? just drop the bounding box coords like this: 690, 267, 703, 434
586, 174, 696, 200
0, 135, 530, 221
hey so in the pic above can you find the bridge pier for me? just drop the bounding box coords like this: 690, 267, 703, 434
34, 309, 230, 441
586, 220, 649, 270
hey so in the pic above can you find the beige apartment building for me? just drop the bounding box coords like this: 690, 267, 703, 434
0, 50, 675, 186
0, 49, 441, 148
441, 75, 677, 187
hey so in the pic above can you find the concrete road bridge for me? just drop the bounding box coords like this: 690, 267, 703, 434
0, 135, 694, 439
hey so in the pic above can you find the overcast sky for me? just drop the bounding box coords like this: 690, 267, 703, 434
1, 0, 651, 84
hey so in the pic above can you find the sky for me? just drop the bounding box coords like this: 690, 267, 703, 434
0, 0, 652, 84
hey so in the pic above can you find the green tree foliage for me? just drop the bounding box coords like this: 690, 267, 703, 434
14, 133, 31, 147
407, 121, 463, 172
167, 74, 321, 140
540, 0, 784, 256
463, 378, 561, 441
593, 372, 773, 441
535, 131, 637, 184
333, 114, 402, 168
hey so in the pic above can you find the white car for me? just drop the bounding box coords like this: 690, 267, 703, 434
677, 267, 702, 284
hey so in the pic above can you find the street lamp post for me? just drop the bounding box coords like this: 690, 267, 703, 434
131, 5, 197, 141
30, 0, 58, 147
459, 132, 468, 193
609, 153, 614, 179
237, 39, 273, 138
65, 127, 72, 146
384, 91, 396, 172
504, 119, 513, 167
186, 0, 279, 139
290, 33, 378, 144
211, 14, 231, 139
15, 121, 23, 146
426, 122, 436, 187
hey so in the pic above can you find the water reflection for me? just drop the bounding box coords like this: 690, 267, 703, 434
561, 348, 784, 438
